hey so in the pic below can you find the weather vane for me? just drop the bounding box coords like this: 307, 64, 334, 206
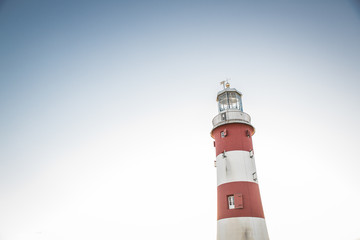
220, 78, 231, 89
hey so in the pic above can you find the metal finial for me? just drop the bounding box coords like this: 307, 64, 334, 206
225, 78, 231, 88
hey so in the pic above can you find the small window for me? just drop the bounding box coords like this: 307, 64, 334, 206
228, 194, 244, 209
249, 150, 254, 158
252, 172, 257, 181
228, 195, 235, 209
220, 129, 227, 138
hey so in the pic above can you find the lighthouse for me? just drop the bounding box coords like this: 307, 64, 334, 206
211, 82, 269, 240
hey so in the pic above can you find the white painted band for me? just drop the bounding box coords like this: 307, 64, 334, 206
217, 217, 269, 240
216, 150, 258, 186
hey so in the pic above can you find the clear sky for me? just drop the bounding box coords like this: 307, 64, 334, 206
1, 0, 360, 239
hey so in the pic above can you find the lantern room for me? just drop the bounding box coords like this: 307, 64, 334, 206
216, 87, 243, 113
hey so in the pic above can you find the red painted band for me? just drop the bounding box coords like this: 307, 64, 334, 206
217, 181, 265, 220
212, 123, 254, 156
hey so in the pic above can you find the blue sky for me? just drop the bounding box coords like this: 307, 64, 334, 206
1, 1, 360, 239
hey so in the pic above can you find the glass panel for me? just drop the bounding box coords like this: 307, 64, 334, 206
218, 93, 229, 112
228, 92, 239, 109
228, 195, 235, 209
237, 94, 243, 111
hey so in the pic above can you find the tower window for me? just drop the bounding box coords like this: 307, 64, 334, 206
228, 194, 244, 209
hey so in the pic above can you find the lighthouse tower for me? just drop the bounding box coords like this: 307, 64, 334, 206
211, 83, 269, 240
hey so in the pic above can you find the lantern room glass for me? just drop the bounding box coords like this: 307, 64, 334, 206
218, 91, 243, 112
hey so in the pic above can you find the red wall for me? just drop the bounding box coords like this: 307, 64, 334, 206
217, 181, 265, 220
212, 123, 255, 157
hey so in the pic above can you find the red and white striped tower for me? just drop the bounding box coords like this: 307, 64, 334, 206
211, 82, 269, 240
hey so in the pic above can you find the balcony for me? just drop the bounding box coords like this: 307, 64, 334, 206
212, 110, 252, 129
